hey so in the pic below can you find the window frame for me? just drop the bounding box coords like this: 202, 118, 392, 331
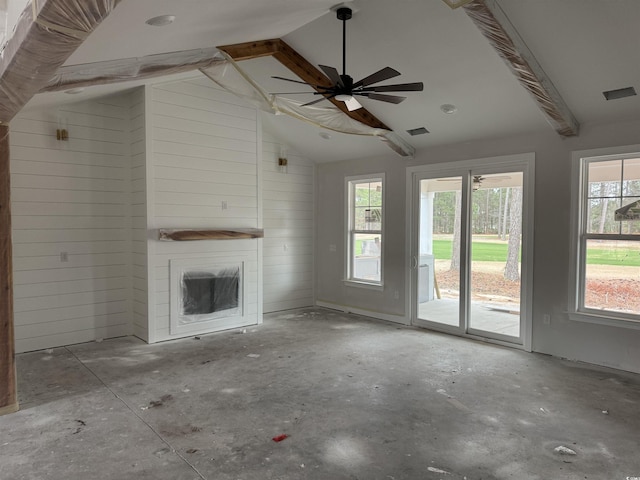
345, 174, 385, 289
570, 145, 640, 329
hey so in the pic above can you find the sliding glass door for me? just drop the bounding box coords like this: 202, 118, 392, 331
409, 158, 532, 346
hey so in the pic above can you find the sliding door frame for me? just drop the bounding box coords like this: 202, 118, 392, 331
405, 153, 535, 351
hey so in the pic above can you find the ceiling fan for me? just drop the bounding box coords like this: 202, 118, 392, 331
271, 6, 424, 111
438, 175, 512, 191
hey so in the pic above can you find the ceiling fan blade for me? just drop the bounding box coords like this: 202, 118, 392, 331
352, 67, 401, 88
343, 96, 363, 111
271, 76, 322, 87
271, 92, 318, 95
301, 94, 337, 107
360, 82, 424, 93
318, 65, 343, 87
361, 92, 406, 104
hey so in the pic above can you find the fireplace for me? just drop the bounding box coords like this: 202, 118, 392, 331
170, 259, 246, 335
182, 269, 239, 315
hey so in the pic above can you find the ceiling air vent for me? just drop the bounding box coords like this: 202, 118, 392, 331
407, 127, 429, 136
603, 87, 637, 101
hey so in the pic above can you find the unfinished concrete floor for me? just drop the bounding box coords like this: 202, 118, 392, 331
1, 307, 639, 479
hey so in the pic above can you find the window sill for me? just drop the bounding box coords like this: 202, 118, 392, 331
343, 280, 384, 291
568, 310, 640, 330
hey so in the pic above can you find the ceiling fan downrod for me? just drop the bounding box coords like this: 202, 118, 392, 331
336, 7, 352, 78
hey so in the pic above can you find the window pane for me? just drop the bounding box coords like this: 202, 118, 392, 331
584, 239, 640, 314
355, 185, 371, 207
620, 215, 640, 235
623, 157, 640, 196
354, 206, 382, 231
354, 207, 367, 230
369, 181, 383, 207
586, 198, 621, 234
352, 233, 381, 282
587, 160, 621, 198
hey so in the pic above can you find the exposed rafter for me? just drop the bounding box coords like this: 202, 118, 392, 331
0, 0, 123, 124
464, 0, 579, 137
217, 39, 390, 131
41, 47, 222, 93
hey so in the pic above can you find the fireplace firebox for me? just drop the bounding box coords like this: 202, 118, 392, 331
182, 269, 239, 315
170, 259, 246, 335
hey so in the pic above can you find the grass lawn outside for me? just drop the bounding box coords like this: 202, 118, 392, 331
433, 239, 511, 262
433, 238, 640, 267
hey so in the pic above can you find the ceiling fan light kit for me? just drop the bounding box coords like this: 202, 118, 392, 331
272, 7, 423, 111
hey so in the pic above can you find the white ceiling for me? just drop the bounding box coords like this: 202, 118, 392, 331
23, 0, 640, 163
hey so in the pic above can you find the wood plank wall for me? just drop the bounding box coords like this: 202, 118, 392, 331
10, 95, 132, 352
262, 132, 315, 312
147, 78, 260, 341
7, 76, 317, 352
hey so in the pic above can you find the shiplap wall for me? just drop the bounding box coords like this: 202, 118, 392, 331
10, 95, 132, 353
147, 77, 261, 342
262, 131, 315, 312
129, 87, 148, 341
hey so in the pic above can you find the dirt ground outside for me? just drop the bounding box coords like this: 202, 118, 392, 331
434, 260, 640, 313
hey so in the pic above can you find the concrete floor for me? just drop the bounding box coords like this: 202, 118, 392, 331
2, 307, 639, 479
419, 299, 520, 338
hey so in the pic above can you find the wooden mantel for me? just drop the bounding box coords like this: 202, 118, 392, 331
159, 229, 264, 241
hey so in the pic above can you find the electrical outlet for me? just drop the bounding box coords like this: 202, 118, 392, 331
221, 201, 228, 210
543, 314, 551, 325
283, 244, 288, 251
394, 290, 400, 300
329, 244, 337, 252
60, 252, 68, 262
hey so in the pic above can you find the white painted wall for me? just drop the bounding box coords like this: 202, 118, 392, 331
145, 77, 261, 342
10, 94, 132, 353
261, 130, 315, 313
315, 154, 407, 322
315, 118, 640, 374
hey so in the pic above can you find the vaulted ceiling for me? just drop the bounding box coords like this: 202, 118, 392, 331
20, 0, 640, 162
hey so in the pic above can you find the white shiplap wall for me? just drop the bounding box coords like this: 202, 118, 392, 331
262, 131, 315, 312
147, 77, 261, 342
129, 87, 148, 341
10, 95, 132, 353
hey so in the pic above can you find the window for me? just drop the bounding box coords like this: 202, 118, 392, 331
573, 149, 640, 325
347, 175, 384, 285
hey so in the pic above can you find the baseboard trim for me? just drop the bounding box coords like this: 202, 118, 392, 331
315, 301, 410, 326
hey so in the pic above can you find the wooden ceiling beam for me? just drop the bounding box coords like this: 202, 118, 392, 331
218, 39, 390, 131
41, 48, 222, 93
0, 125, 17, 416
464, 0, 579, 137
0, 0, 124, 124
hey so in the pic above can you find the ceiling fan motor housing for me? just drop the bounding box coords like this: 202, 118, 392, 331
341, 74, 354, 93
